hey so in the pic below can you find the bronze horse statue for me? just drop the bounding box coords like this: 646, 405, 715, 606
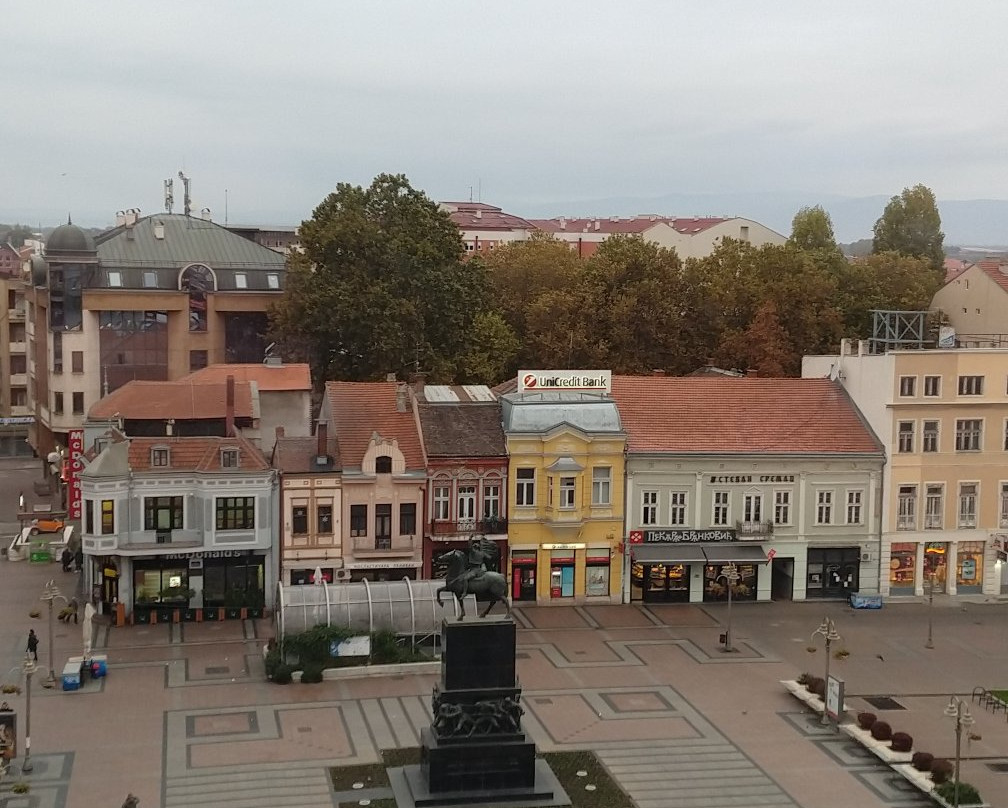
435, 538, 511, 619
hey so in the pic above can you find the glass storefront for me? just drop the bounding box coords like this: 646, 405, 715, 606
133, 553, 265, 619
956, 540, 984, 594
806, 547, 860, 598
585, 560, 611, 597
632, 562, 690, 603
703, 564, 756, 602
889, 542, 916, 594
924, 542, 947, 593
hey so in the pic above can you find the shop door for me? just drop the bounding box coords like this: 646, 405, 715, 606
771, 558, 794, 601
924, 543, 947, 593
512, 566, 536, 601
641, 564, 690, 603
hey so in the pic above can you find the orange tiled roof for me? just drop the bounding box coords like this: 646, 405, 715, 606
974, 261, 1008, 295
127, 434, 269, 472
324, 381, 425, 470
181, 363, 312, 391
610, 376, 882, 455
89, 380, 255, 420
529, 216, 728, 236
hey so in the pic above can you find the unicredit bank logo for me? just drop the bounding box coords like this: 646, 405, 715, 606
517, 370, 612, 393
523, 374, 538, 389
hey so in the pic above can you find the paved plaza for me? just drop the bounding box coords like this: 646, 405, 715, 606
2, 461, 1008, 808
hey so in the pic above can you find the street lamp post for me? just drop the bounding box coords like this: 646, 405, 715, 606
22, 655, 35, 773
40, 579, 64, 689
944, 695, 975, 808
925, 571, 935, 649
722, 563, 740, 652
811, 617, 841, 726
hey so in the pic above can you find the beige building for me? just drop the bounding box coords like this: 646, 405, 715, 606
0, 243, 32, 456
804, 340, 1008, 597
931, 260, 1008, 346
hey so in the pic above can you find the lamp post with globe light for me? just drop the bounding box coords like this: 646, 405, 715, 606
39, 579, 65, 689
22, 655, 35, 773
944, 696, 974, 808
811, 617, 840, 725
722, 563, 740, 652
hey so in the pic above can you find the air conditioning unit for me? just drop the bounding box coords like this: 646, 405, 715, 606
860, 552, 873, 563
334, 568, 352, 582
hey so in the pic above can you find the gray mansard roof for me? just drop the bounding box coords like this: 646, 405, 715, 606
499, 391, 624, 435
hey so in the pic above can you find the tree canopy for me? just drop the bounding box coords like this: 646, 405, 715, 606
1, 223, 34, 247
872, 184, 945, 271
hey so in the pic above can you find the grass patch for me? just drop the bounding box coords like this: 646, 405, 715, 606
991, 689, 1008, 703
330, 748, 632, 808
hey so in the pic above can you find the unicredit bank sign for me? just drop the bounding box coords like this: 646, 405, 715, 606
518, 370, 612, 393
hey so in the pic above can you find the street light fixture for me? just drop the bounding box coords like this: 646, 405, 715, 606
39, 579, 65, 689
722, 562, 740, 652
811, 617, 841, 726
943, 695, 975, 808
925, 571, 935, 649
22, 655, 35, 773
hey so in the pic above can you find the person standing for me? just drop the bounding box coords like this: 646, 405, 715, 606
26, 629, 38, 661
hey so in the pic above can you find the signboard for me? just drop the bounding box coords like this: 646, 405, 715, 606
162, 550, 249, 560
629, 529, 737, 544
0, 708, 15, 759
826, 675, 845, 722
0, 416, 34, 426
708, 474, 795, 484
331, 636, 371, 658
542, 543, 585, 550
517, 370, 611, 394
67, 429, 84, 520
766, 548, 777, 560
937, 326, 956, 348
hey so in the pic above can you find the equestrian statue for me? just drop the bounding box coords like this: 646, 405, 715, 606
436, 535, 511, 619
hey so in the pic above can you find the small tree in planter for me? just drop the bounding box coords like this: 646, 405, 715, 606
934, 780, 982, 806
930, 758, 954, 784
890, 731, 912, 752
911, 751, 933, 771
856, 711, 877, 731
870, 720, 892, 741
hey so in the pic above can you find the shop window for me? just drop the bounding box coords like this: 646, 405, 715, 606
375, 455, 392, 474
712, 491, 729, 526
585, 563, 610, 597
774, 490, 791, 525
400, 502, 416, 535
641, 491, 658, 525
143, 496, 184, 531
483, 483, 500, 517
375, 504, 392, 549
807, 548, 860, 597
317, 504, 333, 534
549, 562, 575, 598
889, 542, 916, 589
955, 419, 982, 451
669, 491, 687, 525
899, 376, 916, 396
846, 490, 863, 525
215, 496, 255, 530
923, 420, 939, 452
958, 483, 978, 528
290, 568, 333, 585
515, 468, 535, 506
956, 540, 984, 591
559, 476, 576, 509
924, 375, 941, 396
292, 504, 308, 535
924, 485, 943, 529
815, 490, 833, 525
591, 467, 611, 506
898, 422, 917, 453
433, 485, 450, 520
958, 375, 983, 395
924, 542, 948, 590
703, 564, 756, 602
897, 485, 917, 529
350, 504, 367, 536
101, 499, 115, 534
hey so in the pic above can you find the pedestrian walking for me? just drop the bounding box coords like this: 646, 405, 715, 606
74, 547, 84, 573
26, 630, 38, 661
61, 548, 73, 572
69, 597, 79, 625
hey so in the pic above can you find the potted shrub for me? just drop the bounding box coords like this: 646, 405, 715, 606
870, 721, 892, 741
300, 662, 324, 684
809, 677, 826, 698
890, 731, 913, 752
857, 711, 877, 731
930, 758, 954, 784
934, 780, 982, 806
911, 751, 933, 771
797, 672, 812, 686
271, 663, 292, 684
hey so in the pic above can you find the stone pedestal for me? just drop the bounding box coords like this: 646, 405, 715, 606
403, 617, 555, 806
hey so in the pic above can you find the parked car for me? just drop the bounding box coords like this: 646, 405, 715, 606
29, 518, 65, 535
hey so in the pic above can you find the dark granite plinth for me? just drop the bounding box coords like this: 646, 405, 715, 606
421, 726, 536, 792
441, 618, 516, 691
396, 759, 561, 807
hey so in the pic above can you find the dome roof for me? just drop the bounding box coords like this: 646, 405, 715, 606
46, 221, 96, 254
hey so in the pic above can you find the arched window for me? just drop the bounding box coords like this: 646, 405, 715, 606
375, 455, 392, 474
178, 263, 216, 332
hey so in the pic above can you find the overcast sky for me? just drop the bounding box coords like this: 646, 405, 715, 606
6, 1, 1008, 232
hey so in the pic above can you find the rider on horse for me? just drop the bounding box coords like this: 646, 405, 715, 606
460, 535, 494, 589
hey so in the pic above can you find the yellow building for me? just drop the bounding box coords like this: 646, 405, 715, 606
500, 383, 626, 604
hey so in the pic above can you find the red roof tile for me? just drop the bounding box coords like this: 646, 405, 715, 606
324, 382, 425, 470
181, 363, 312, 391
529, 216, 728, 236
974, 261, 1008, 295
89, 380, 255, 420
610, 376, 882, 455
127, 434, 269, 472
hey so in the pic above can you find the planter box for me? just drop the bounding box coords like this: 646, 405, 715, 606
930, 790, 988, 808
247, 607, 264, 620
182, 608, 197, 622
225, 607, 242, 620
840, 724, 912, 765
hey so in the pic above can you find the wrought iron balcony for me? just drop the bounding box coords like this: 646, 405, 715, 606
735, 519, 774, 537
428, 517, 508, 536
351, 534, 417, 554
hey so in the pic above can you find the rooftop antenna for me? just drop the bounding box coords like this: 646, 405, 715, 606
469, 186, 473, 203
224, 188, 229, 226
164, 178, 174, 214
178, 171, 192, 217
477, 178, 481, 203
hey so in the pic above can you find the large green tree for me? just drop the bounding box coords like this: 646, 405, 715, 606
789, 205, 843, 264
269, 174, 492, 382
1, 224, 34, 247
872, 184, 945, 271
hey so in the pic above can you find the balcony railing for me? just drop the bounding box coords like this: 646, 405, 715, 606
351, 534, 416, 553
923, 515, 943, 529
735, 519, 774, 537
428, 517, 509, 536
897, 515, 916, 530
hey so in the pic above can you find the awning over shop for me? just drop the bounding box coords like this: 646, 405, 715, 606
702, 544, 768, 564
630, 544, 707, 564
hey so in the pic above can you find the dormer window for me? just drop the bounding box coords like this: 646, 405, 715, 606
266, 273, 279, 290
375, 455, 392, 474
107, 271, 123, 287
221, 448, 239, 468
151, 447, 170, 467
234, 273, 248, 289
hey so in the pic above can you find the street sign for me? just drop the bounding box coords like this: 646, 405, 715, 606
767, 548, 777, 560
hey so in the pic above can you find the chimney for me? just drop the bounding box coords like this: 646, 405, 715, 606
316, 421, 328, 460
594, 219, 600, 231
395, 383, 408, 413
225, 375, 235, 436
386, 372, 397, 382
559, 216, 567, 230
411, 372, 427, 398
153, 221, 165, 240
475, 208, 482, 219
652, 369, 666, 377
